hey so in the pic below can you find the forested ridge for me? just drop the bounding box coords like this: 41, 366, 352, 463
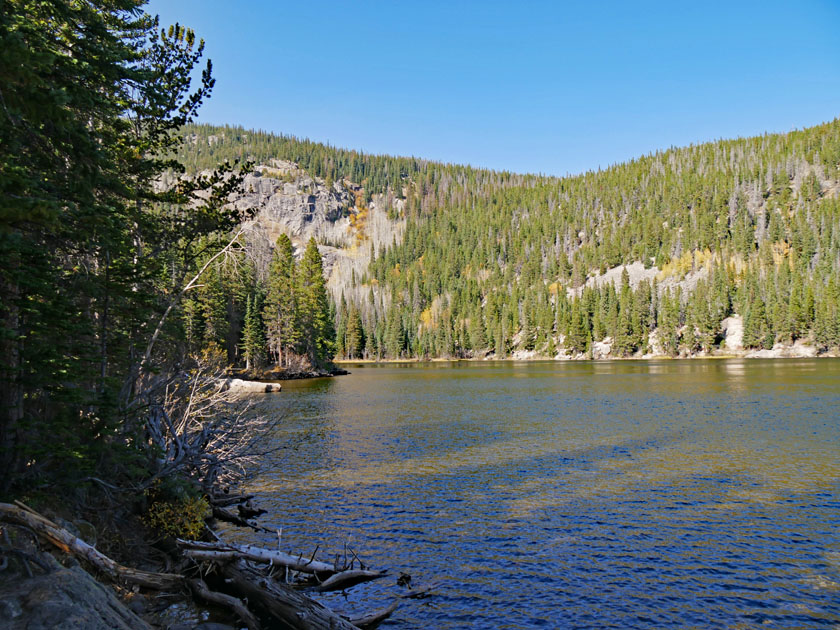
1, 1, 838, 625
179, 120, 840, 360
4, 0, 838, 490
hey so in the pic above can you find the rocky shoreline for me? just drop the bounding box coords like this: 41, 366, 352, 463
0, 494, 415, 630
218, 366, 351, 394
336, 315, 838, 363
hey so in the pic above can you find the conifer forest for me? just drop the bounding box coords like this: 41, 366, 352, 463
178, 121, 840, 363
2, 2, 840, 629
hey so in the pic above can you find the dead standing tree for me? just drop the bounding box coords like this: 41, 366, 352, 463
139, 364, 281, 492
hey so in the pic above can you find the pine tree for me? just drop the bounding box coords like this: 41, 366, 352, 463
742, 293, 770, 349
385, 303, 405, 358
521, 296, 536, 351
263, 234, 299, 367
468, 309, 488, 353
658, 290, 679, 356
614, 270, 635, 355
345, 306, 364, 359
241, 294, 266, 371
297, 238, 335, 368
198, 265, 229, 352
0, 3, 250, 489
566, 299, 588, 354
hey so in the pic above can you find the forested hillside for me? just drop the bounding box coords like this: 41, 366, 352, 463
179, 120, 840, 361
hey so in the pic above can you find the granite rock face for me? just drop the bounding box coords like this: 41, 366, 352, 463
229, 162, 405, 307
234, 164, 357, 251
0, 552, 149, 630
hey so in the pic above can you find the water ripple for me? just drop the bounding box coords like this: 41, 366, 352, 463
234, 360, 840, 628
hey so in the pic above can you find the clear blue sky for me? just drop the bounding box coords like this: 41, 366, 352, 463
146, 0, 840, 176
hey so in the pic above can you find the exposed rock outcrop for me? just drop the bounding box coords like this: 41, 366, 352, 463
569, 261, 712, 299
218, 377, 281, 394
721, 315, 744, 351
0, 551, 149, 630
232, 164, 405, 309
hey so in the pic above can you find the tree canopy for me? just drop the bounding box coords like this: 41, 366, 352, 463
0, 1, 250, 494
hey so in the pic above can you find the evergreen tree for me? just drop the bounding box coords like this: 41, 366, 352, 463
385, 304, 405, 358
468, 309, 488, 353
566, 299, 588, 354
345, 306, 365, 359
335, 296, 348, 359
296, 238, 335, 368
263, 234, 299, 367
0, 2, 250, 490
657, 290, 679, 356
241, 294, 266, 370
614, 270, 635, 355
743, 293, 771, 349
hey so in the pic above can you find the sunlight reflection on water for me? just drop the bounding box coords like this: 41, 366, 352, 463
237, 360, 840, 629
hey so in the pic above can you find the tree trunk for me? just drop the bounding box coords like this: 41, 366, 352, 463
0, 502, 182, 590
215, 561, 359, 630
0, 267, 23, 493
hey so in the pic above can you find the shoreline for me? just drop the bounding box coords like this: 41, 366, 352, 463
333, 350, 840, 365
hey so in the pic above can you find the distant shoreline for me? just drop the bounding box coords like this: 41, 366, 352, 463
333, 350, 840, 364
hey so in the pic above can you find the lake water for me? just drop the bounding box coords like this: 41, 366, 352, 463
240, 360, 840, 628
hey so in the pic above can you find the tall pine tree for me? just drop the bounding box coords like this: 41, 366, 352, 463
296, 238, 335, 368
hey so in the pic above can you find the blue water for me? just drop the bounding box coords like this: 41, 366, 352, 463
238, 360, 840, 628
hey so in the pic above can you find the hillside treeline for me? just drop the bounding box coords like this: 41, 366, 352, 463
179, 121, 840, 359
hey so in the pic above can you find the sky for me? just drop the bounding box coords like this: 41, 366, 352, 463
145, 0, 840, 176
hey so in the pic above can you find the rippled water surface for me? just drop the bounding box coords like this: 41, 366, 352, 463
239, 360, 840, 628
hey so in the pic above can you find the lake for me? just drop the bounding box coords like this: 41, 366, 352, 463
240, 360, 840, 628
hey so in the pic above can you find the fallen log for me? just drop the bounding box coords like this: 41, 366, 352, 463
178, 539, 337, 575
217, 561, 359, 630
219, 377, 281, 394
238, 499, 267, 519
0, 502, 182, 590
211, 505, 260, 529
310, 568, 387, 593
207, 493, 255, 508
0, 502, 406, 630
399, 581, 439, 599
348, 600, 400, 630
188, 578, 261, 630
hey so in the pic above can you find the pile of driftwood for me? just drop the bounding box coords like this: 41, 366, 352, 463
0, 496, 433, 629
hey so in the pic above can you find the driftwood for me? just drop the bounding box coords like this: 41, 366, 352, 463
188, 578, 261, 630
212, 505, 261, 529
178, 539, 337, 575
348, 601, 400, 630
238, 499, 267, 519
310, 568, 387, 592
208, 492, 255, 508
219, 377, 281, 393
0, 502, 182, 590
0, 501, 406, 629
400, 581, 439, 599
217, 561, 359, 630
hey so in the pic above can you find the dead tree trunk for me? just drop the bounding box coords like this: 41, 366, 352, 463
216, 561, 359, 630
0, 502, 403, 630
0, 502, 182, 590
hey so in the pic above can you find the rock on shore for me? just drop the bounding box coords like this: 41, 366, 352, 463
0, 551, 148, 630
219, 377, 282, 393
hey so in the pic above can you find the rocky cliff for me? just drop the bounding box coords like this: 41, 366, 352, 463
229, 160, 405, 307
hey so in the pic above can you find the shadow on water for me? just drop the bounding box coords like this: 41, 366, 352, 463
236, 360, 840, 629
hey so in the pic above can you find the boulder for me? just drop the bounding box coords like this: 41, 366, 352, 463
0, 551, 149, 630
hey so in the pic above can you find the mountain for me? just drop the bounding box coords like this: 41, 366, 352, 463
176, 120, 840, 361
